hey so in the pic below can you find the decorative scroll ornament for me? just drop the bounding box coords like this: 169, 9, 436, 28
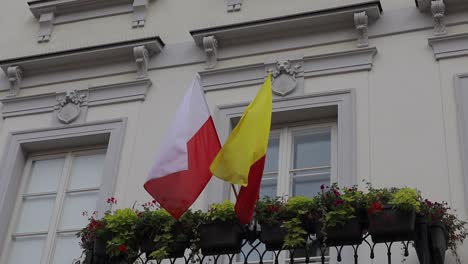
203, 36, 218, 69
271, 60, 301, 96
56, 90, 86, 124
6, 66, 23, 97
354, 11, 369, 48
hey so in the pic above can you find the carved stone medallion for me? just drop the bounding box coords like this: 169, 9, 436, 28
271, 60, 301, 96
56, 90, 86, 124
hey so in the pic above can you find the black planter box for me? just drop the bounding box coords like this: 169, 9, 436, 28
368, 208, 416, 243
199, 222, 243, 255
316, 218, 363, 246
429, 223, 448, 264
259, 223, 288, 251
93, 238, 109, 264
141, 236, 189, 259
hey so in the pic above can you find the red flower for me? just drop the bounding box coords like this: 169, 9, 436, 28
368, 202, 383, 215
267, 205, 280, 213
334, 200, 344, 206
118, 244, 128, 253
320, 184, 325, 190
107, 197, 117, 204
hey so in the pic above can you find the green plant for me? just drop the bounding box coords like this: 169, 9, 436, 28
255, 196, 288, 226
421, 199, 467, 254
206, 200, 238, 223
103, 208, 140, 258
318, 183, 356, 228
389, 188, 421, 213
281, 196, 316, 249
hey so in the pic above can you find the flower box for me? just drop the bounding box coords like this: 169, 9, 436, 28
93, 238, 108, 262
140, 236, 189, 259
429, 223, 448, 264
259, 222, 288, 251
316, 217, 363, 246
368, 207, 416, 243
199, 222, 243, 255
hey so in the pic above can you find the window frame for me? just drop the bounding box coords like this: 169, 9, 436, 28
0, 118, 126, 258
1, 146, 107, 264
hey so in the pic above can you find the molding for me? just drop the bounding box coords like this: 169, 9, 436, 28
208, 90, 356, 204
354, 11, 369, 48
428, 33, 468, 60
200, 47, 377, 92
37, 12, 55, 43
416, 0, 468, 13
28, 0, 154, 39
227, 0, 242, 12
203, 36, 219, 69
431, 0, 446, 36
454, 74, 468, 210
0, 118, 126, 253
190, 1, 382, 47
132, 0, 149, 28
0, 79, 152, 119
6, 66, 23, 97
0, 36, 163, 94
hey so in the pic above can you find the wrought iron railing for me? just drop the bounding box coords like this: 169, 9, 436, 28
75, 217, 435, 264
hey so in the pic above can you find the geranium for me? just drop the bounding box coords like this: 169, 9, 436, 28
118, 244, 128, 253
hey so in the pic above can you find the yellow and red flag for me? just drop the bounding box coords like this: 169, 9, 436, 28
210, 74, 272, 224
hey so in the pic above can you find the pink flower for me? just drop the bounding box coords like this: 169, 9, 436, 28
320, 184, 325, 190
107, 197, 117, 204
334, 200, 344, 206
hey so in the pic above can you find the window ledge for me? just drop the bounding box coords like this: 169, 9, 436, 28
0, 36, 164, 96
189, 1, 381, 68
28, 0, 153, 42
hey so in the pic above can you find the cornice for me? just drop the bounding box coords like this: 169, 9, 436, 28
0, 36, 163, 96
190, 1, 381, 68
200, 47, 377, 93
428, 32, 468, 60
0, 79, 152, 119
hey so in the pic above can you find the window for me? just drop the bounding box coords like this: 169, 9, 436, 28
1, 147, 107, 264
238, 122, 336, 263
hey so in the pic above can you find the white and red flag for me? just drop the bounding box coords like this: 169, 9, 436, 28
144, 76, 221, 219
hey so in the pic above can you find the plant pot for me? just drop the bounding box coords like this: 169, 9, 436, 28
93, 238, 108, 258
259, 222, 288, 251
368, 208, 416, 243
199, 222, 243, 255
141, 236, 189, 259
316, 218, 363, 246
429, 223, 448, 264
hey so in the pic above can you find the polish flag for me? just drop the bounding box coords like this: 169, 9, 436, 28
144, 76, 221, 219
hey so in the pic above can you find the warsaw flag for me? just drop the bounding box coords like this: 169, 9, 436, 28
144, 76, 221, 219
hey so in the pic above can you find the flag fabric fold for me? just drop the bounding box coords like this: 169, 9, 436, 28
210, 74, 273, 224
144, 76, 221, 219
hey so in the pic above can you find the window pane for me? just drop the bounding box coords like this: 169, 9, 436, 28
59, 191, 98, 230
7, 235, 46, 264
68, 153, 106, 190
265, 138, 279, 173
52, 233, 82, 264
260, 176, 277, 198
16, 195, 55, 233
293, 131, 331, 169
25, 158, 64, 194
292, 173, 330, 198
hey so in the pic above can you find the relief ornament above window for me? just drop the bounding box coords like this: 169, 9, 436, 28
270, 60, 301, 97
56, 90, 87, 124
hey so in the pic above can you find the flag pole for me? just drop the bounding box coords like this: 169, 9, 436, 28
231, 184, 239, 199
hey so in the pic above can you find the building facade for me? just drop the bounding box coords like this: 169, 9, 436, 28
1, 0, 468, 263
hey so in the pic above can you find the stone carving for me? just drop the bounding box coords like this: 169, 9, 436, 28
270, 60, 301, 96
431, 0, 446, 35
7, 66, 23, 97
38, 12, 55, 43
203, 36, 218, 69
227, 0, 242, 12
354, 11, 369, 48
132, 0, 149, 28
56, 90, 86, 124
134, 46, 149, 79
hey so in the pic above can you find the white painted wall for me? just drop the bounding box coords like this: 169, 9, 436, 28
1, 0, 468, 263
